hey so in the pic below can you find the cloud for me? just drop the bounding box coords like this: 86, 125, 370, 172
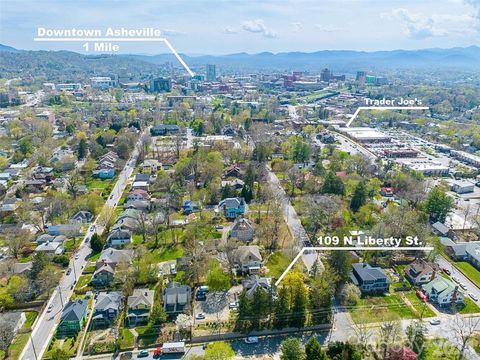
314, 24, 343, 32
223, 26, 238, 34
160, 29, 185, 36
241, 19, 277, 38
465, 0, 480, 29
391, 8, 447, 39
291, 22, 303, 33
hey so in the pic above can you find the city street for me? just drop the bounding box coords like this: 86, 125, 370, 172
20, 128, 147, 360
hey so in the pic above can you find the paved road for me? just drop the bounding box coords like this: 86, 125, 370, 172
20, 128, 147, 360
266, 168, 319, 271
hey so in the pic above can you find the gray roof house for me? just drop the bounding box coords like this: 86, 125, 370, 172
431, 221, 450, 236
107, 228, 132, 247
242, 275, 272, 297
36, 234, 66, 245
230, 217, 254, 242
96, 248, 134, 269
163, 282, 192, 315
232, 245, 263, 274
92, 292, 123, 327
126, 288, 155, 326
350, 263, 390, 294
34, 241, 64, 256
69, 211, 93, 224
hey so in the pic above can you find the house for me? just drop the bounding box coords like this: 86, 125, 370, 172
134, 173, 152, 183
123, 200, 151, 211
150, 124, 180, 136
350, 263, 390, 294
224, 164, 242, 179
405, 259, 438, 285
34, 241, 64, 256
232, 245, 263, 274
69, 211, 93, 224
422, 277, 464, 307
47, 224, 81, 236
222, 124, 236, 136
464, 242, 480, 270
36, 234, 66, 245
218, 197, 247, 219
131, 181, 149, 192
163, 282, 192, 315
221, 178, 245, 190
117, 209, 141, 222
25, 179, 46, 192
242, 275, 272, 297
230, 217, 254, 242
13, 262, 32, 275
93, 168, 115, 179
91, 292, 123, 327
107, 228, 132, 247
431, 222, 450, 237
96, 248, 133, 270
182, 200, 201, 214
126, 288, 155, 326
126, 189, 150, 202
380, 187, 394, 197
141, 159, 161, 173
443, 239, 467, 261
58, 299, 88, 334
451, 180, 475, 194
92, 263, 116, 287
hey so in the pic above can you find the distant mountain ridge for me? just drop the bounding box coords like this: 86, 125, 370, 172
0, 43, 479, 73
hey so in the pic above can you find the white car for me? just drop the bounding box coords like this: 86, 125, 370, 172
245, 336, 259, 344
452, 276, 460, 283
195, 313, 205, 320
74, 254, 80, 260
429, 319, 441, 325
469, 293, 479, 301
47, 304, 53, 313
229, 302, 238, 309
459, 283, 468, 290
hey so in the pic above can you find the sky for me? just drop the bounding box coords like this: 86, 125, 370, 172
0, 0, 479, 55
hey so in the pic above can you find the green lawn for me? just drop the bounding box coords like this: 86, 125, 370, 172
151, 245, 184, 262
86, 178, 113, 190
118, 328, 135, 350
75, 274, 92, 290
44, 337, 78, 359
403, 292, 436, 318
266, 251, 291, 280
135, 325, 161, 347
6, 311, 38, 359
424, 338, 459, 359
457, 297, 480, 314
349, 294, 417, 324
455, 262, 480, 288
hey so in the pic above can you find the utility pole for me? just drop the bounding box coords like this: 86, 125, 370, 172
58, 285, 64, 308
29, 333, 38, 360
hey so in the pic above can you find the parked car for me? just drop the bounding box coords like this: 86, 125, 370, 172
452, 276, 460, 283
137, 350, 149, 358
195, 313, 206, 320
460, 283, 468, 290
75, 254, 80, 260
441, 268, 451, 275
66, 268, 72, 275
469, 293, 478, 301
245, 336, 259, 344
229, 302, 238, 309
170, 263, 177, 275
47, 304, 53, 313
430, 319, 441, 325
215, 225, 224, 230
120, 352, 133, 360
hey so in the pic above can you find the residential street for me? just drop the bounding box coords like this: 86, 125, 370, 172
20, 129, 147, 360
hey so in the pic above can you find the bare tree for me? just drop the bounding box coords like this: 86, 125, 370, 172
7, 229, 32, 259
449, 315, 480, 360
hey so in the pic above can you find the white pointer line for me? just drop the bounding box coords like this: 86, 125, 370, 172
33, 37, 195, 77
275, 246, 434, 286
346, 106, 429, 127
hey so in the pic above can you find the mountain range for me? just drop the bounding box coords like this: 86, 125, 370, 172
1, 44, 479, 74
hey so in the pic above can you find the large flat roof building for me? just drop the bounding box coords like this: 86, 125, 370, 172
338, 127, 392, 143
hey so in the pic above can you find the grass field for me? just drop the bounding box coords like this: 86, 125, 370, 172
403, 292, 436, 318
457, 297, 480, 314
118, 328, 135, 350
75, 274, 92, 290
424, 338, 459, 359
266, 251, 291, 280
455, 261, 480, 288
151, 245, 184, 262
349, 294, 417, 324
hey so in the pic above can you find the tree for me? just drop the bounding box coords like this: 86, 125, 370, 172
206, 261, 230, 292
50, 348, 70, 360
350, 181, 367, 212
150, 303, 167, 325
305, 337, 328, 360
338, 283, 360, 306
7, 229, 31, 259
204, 341, 235, 360
30, 252, 50, 279
405, 321, 427, 358
280, 338, 305, 360
274, 287, 290, 329
327, 342, 362, 360
0, 317, 15, 352
449, 315, 480, 360
425, 187, 454, 223
36, 265, 62, 296
322, 171, 345, 195
290, 286, 307, 328
7, 275, 30, 302
77, 138, 87, 159
90, 233, 104, 253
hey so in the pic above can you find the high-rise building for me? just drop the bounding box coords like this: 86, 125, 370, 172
320, 68, 332, 82
206, 64, 216, 82
356, 71, 366, 82
150, 77, 172, 92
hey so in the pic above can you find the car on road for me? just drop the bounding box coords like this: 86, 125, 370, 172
430, 319, 441, 325
469, 293, 479, 301
245, 336, 259, 344
66, 268, 72, 275
120, 352, 133, 360
460, 283, 468, 290
195, 313, 206, 320
75, 254, 80, 260
47, 304, 53, 313
137, 350, 149, 358
441, 268, 451, 275
452, 276, 460, 283
170, 263, 177, 275
215, 225, 224, 230
90, 225, 96, 232
229, 302, 238, 309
